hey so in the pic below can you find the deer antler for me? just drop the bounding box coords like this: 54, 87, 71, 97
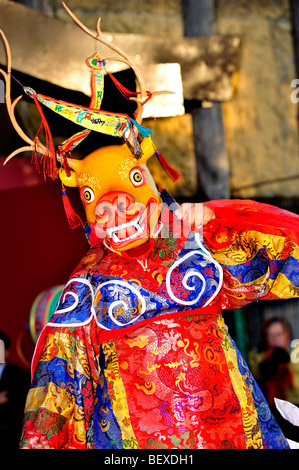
1, 7, 174, 169
0, 30, 48, 165
62, 3, 173, 135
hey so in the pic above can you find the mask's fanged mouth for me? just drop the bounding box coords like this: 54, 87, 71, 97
106, 214, 145, 244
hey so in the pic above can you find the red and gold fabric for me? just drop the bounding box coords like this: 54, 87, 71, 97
20, 197, 299, 449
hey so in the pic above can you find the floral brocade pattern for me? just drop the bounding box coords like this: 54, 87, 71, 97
20, 313, 288, 449
20, 198, 299, 449
102, 314, 247, 449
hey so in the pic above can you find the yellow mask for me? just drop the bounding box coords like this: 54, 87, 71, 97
59, 137, 162, 252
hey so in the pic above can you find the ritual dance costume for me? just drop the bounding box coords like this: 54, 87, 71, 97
20, 192, 299, 449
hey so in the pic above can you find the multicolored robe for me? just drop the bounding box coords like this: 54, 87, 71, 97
20, 193, 299, 449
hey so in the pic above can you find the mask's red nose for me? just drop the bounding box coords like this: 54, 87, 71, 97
95, 191, 141, 232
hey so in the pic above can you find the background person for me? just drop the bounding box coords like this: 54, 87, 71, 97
249, 316, 299, 441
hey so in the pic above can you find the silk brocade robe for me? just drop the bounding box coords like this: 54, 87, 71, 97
20, 195, 299, 449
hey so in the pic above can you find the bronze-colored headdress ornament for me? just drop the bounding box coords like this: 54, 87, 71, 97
0, 3, 180, 171
0, 3, 181, 226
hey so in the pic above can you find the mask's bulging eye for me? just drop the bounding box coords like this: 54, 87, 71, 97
80, 186, 95, 205
130, 168, 145, 187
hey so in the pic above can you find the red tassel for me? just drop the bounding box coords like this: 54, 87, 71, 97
133, 92, 152, 119
107, 71, 139, 100
57, 149, 71, 177
155, 151, 181, 182
31, 93, 57, 179
61, 185, 83, 229
62, 152, 71, 177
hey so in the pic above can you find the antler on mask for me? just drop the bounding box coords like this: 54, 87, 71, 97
0, 30, 56, 178
0, 4, 181, 235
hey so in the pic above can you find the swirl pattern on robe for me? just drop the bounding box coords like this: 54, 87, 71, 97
20, 197, 299, 449
47, 231, 223, 332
